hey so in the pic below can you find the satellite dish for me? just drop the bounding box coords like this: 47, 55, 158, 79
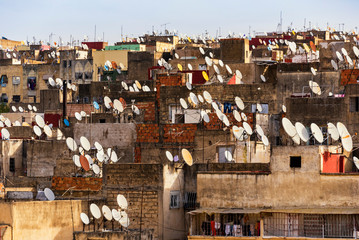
282, 117, 297, 137
121, 81, 129, 91
177, 64, 183, 71
235, 97, 244, 110
295, 122, 310, 142
199, 47, 205, 55
182, 148, 193, 166
94, 141, 103, 151
243, 122, 253, 135
200, 110, 210, 123
80, 111, 86, 117
14, 121, 21, 126
209, 52, 214, 58
217, 75, 223, 83
221, 114, 230, 127
203, 91, 212, 103
64, 119, 70, 127
292, 134, 301, 145
224, 150, 233, 161
241, 112, 247, 121
310, 67, 317, 76
189, 92, 199, 106
197, 94, 204, 103
33, 126, 42, 137
260, 75, 266, 82
233, 110, 241, 122
261, 135, 269, 146
310, 123, 324, 143
282, 105, 286, 113
205, 56, 212, 66
336, 51, 344, 61
309, 81, 322, 95
186, 81, 192, 90
331, 60, 338, 71
341, 48, 348, 56
80, 155, 90, 171
4, 118, 11, 127
80, 213, 90, 225
255, 124, 264, 137
75, 112, 82, 121
232, 126, 245, 141
79, 147, 85, 155
44, 188, 55, 201
1, 128, 10, 139
0, 122, 4, 128
44, 125, 52, 137
55, 78, 63, 87
28, 104, 33, 111
90, 203, 101, 219
337, 122, 353, 152
11, 106, 16, 112
33, 106, 37, 112
212, 102, 219, 111
104, 96, 112, 109
66, 137, 77, 151
354, 156, 359, 170
112, 209, 121, 221
347, 55, 354, 66
180, 98, 188, 109
174, 53, 179, 59
327, 122, 339, 141
202, 71, 209, 81
225, 64, 233, 74
73, 155, 81, 167
35, 115, 45, 128
218, 60, 224, 67
102, 205, 112, 221
113, 99, 124, 112
111, 151, 119, 162
80, 136, 91, 151
93, 101, 100, 110
117, 194, 128, 209
166, 151, 173, 161
96, 152, 104, 162
92, 164, 100, 174
256, 103, 262, 112
353, 46, 359, 58
135, 80, 142, 90
19, 106, 24, 113
119, 211, 130, 228
188, 63, 193, 70
235, 70, 242, 79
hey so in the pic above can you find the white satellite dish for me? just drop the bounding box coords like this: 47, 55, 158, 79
80, 213, 90, 225
336, 51, 344, 61
186, 81, 192, 90
188, 63, 193, 70
92, 164, 100, 174
73, 155, 81, 167
260, 75, 266, 82
35, 115, 45, 128
182, 148, 193, 166
44, 188, 55, 201
11, 106, 16, 112
331, 60, 338, 71
235, 70, 242, 79
33, 106, 37, 112
232, 126, 245, 141
292, 134, 301, 145
213, 65, 220, 75
90, 203, 102, 219
261, 135, 269, 146
113, 99, 124, 112
282, 117, 297, 137
180, 98, 188, 109
353, 46, 359, 58
327, 122, 339, 141
256, 103, 263, 112
166, 151, 173, 161
341, 48, 348, 56
48, 77, 55, 87
354, 156, 359, 170
80, 111, 86, 117
218, 60, 224, 67
80, 136, 91, 151
4, 118, 11, 127
33, 125, 42, 137
203, 91, 212, 104
205, 56, 212, 66
19, 106, 24, 113
309, 81, 322, 95
121, 81, 129, 91
102, 205, 112, 221
75, 112, 82, 121
224, 150, 233, 161
217, 75, 223, 83
55, 78, 63, 87
174, 53, 179, 59
311, 67, 317, 76
14, 121, 21, 126
243, 122, 253, 135
199, 47, 205, 55
104, 96, 112, 109
28, 104, 32, 111
212, 102, 219, 111
235, 97, 244, 110
112, 209, 121, 221
282, 105, 286, 113
295, 122, 310, 142
66, 137, 77, 151
255, 124, 264, 137
209, 52, 214, 58
310, 123, 324, 143
200, 110, 210, 123
119, 211, 130, 228
233, 110, 241, 122
197, 94, 204, 103
337, 122, 353, 152
225, 64, 233, 74
1, 128, 10, 139
347, 55, 354, 66
44, 125, 52, 137
241, 112, 247, 122
94, 141, 103, 151
117, 194, 128, 209
189, 92, 199, 106
111, 151, 119, 162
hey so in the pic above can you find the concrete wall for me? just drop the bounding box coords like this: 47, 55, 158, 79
197, 145, 359, 209
0, 200, 85, 240
128, 52, 154, 80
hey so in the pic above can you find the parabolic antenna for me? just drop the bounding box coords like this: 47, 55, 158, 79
102, 205, 112, 221
310, 123, 324, 143
44, 188, 55, 201
282, 117, 297, 137
55, 78, 63, 87
11, 106, 16, 112
203, 91, 212, 104
225, 64, 233, 75
90, 203, 101, 219
202, 71, 209, 81
205, 56, 212, 66
282, 105, 287, 113
33, 126, 42, 137
256, 103, 263, 112
117, 194, 128, 209
174, 53, 179, 59
336, 51, 344, 61
197, 94, 204, 103
243, 122, 253, 135
180, 98, 188, 109
93, 101, 100, 110
213, 65, 220, 75
232, 126, 245, 141
337, 122, 353, 152
233, 110, 241, 122
166, 151, 173, 161
310, 67, 317, 76
113, 99, 124, 112
260, 75, 266, 82
221, 114, 230, 127
75, 112, 82, 121
104, 96, 112, 109
28, 104, 32, 111
199, 47, 205, 55
347, 55, 354, 66
177, 64, 183, 71
80, 213, 90, 225
186, 81, 192, 90
35, 115, 45, 128
218, 60, 224, 67
292, 134, 301, 145
209, 52, 214, 58
64, 119, 70, 127
188, 63, 193, 70
4, 119, 11, 127
309, 81, 322, 95
241, 112, 247, 122
255, 124, 264, 137
327, 122, 339, 141
200, 110, 210, 123
353, 46, 359, 58
18, 106, 23, 113
1, 128, 10, 139
48, 77, 55, 87
94, 141, 103, 151
14, 121, 20, 126
80, 136, 91, 151
212, 102, 219, 111
331, 60, 338, 71
217, 75, 223, 83
73, 155, 81, 167
112, 209, 121, 221
96, 152, 104, 163
33, 106, 37, 112
71, 85, 77, 92
86, 154, 93, 166
189, 92, 199, 106
354, 156, 359, 170
224, 150, 233, 161
92, 164, 100, 174
119, 211, 130, 228
295, 122, 310, 142
80, 155, 90, 171
111, 151, 118, 163
235, 96, 244, 110
182, 148, 193, 166
44, 125, 52, 137
341, 48, 348, 56
121, 81, 129, 91
235, 70, 242, 79
0, 122, 4, 128
261, 135, 269, 146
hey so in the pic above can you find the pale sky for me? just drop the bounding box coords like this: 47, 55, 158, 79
1, 0, 358, 45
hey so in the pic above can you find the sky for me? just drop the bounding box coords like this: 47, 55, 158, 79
1, 0, 359, 45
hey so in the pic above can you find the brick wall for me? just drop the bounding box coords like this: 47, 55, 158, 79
135, 146, 141, 163
204, 112, 253, 130
156, 74, 183, 107
51, 177, 102, 191
136, 124, 159, 143
163, 124, 197, 143
104, 164, 162, 240
67, 104, 93, 117
136, 102, 156, 122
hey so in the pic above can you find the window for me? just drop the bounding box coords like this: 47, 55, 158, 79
169, 105, 184, 123
27, 77, 36, 90
198, 64, 207, 70
84, 72, 92, 79
251, 103, 269, 114
218, 146, 234, 163
170, 191, 180, 209
350, 97, 359, 112
13, 95, 21, 103
12, 76, 20, 85
9, 158, 15, 172
75, 72, 83, 79
183, 192, 197, 210
290, 156, 301, 168
83, 97, 89, 104
1, 93, 8, 103
1, 75, 8, 87
99, 119, 106, 123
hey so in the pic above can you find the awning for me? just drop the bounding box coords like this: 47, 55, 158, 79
261, 208, 359, 215
187, 208, 262, 215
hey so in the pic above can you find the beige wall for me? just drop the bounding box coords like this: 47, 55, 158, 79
197, 145, 359, 209
92, 50, 128, 82
0, 200, 85, 240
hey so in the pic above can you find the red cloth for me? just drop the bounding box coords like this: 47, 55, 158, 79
211, 221, 216, 236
